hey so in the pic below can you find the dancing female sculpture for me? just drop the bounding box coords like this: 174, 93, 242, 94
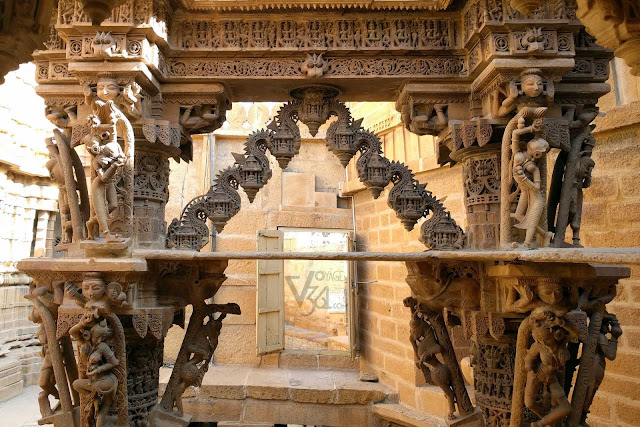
523, 306, 577, 427
510, 114, 551, 248
71, 320, 120, 427
84, 119, 126, 241
83, 75, 140, 240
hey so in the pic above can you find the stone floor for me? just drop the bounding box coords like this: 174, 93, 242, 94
0, 385, 42, 427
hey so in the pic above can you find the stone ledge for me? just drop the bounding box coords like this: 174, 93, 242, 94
373, 402, 446, 427
136, 247, 640, 266
594, 101, 640, 134
160, 364, 393, 406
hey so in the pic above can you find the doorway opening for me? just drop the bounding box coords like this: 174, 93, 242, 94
280, 227, 354, 354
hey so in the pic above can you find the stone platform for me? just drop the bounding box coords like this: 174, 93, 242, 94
156, 363, 465, 426
159, 364, 397, 426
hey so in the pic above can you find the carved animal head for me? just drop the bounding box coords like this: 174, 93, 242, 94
92, 32, 117, 58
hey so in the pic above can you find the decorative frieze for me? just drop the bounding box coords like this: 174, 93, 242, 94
173, 16, 458, 51
166, 57, 468, 79
462, 0, 580, 46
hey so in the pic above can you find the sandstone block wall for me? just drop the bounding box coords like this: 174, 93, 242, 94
0, 64, 58, 402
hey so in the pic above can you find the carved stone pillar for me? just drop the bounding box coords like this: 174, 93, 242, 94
460, 149, 501, 250
132, 143, 171, 249
124, 334, 164, 426
405, 259, 629, 427
577, 0, 640, 76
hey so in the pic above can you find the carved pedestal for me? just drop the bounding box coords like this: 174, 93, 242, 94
405, 259, 629, 427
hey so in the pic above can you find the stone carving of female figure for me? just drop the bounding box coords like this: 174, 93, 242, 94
407, 301, 457, 419
524, 306, 577, 427
510, 116, 551, 248
71, 320, 119, 427
84, 118, 125, 241
83, 75, 139, 240
80, 273, 128, 321
494, 69, 552, 118
84, 77, 141, 134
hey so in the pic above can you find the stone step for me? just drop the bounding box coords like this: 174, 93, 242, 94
373, 403, 447, 427
160, 364, 395, 405
159, 364, 398, 426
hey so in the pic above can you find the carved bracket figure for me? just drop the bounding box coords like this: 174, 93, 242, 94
45, 130, 90, 245
548, 105, 599, 247
179, 103, 226, 134
82, 74, 141, 242
404, 297, 482, 425
403, 101, 449, 136
67, 273, 129, 427
25, 284, 80, 426
152, 268, 240, 425
511, 306, 579, 427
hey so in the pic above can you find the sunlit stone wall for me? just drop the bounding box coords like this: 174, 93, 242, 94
0, 64, 58, 402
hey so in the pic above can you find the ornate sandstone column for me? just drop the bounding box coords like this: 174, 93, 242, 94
20, 3, 235, 427
395, 2, 623, 426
